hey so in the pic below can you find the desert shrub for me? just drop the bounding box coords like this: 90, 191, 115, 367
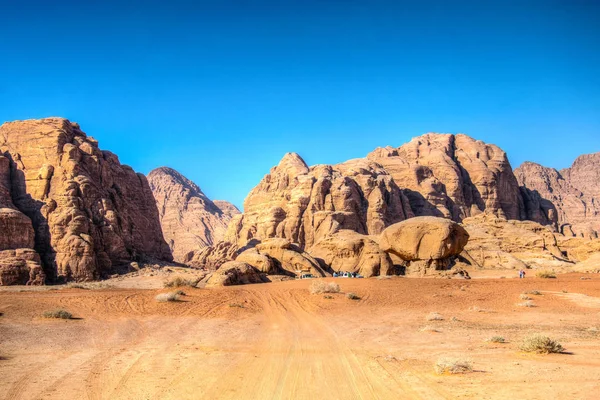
426, 312, 444, 321
434, 357, 473, 374
309, 281, 340, 294
536, 271, 556, 279
164, 276, 200, 288
324, 295, 334, 299
66, 283, 88, 289
517, 300, 535, 307
155, 292, 181, 302
487, 336, 506, 343
519, 334, 563, 354
346, 292, 360, 300
420, 325, 440, 333
43, 309, 72, 319
520, 294, 532, 300
525, 290, 542, 296
229, 303, 244, 308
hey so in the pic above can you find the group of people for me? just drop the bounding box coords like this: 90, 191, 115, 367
519, 269, 527, 279
333, 271, 361, 278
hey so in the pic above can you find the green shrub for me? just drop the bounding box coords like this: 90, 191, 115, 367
434, 357, 473, 374
346, 292, 360, 300
487, 336, 506, 343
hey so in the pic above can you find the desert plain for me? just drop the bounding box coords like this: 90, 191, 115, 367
2, 270, 599, 400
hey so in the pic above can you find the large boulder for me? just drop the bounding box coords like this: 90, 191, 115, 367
308, 230, 394, 277
0, 118, 172, 283
148, 167, 240, 263
205, 261, 263, 287
379, 216, 469, 274
248, 238, 327, 277
0, 249, 45, 285
183, 241, 240, 270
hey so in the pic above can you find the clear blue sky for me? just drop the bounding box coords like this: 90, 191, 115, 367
1, 1, 598, 209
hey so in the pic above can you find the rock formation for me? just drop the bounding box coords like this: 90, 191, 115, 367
0, 118, 172, 283
379, 216, 469, 274
226, 153, 413, 248
0, 154, 45, 284
205, 261, 264, 286
367, 134, 525, 221
184, 241, 240, 270
308, 230, 394, 277
148, 167, 240, 263
515, 156, 600, 238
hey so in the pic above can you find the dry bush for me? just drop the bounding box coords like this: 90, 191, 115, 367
155, 292, 181, 302
164, 276, 200, 288
43, 309, 72, 319
519, 335, 564, 354
520, 294, 532, 300
469, 306, 493, 313
536, 271, 556, 279
525, 290, 542, 296
517, 300, 535, 307
487, 336, 506, 343
309, 281, 340, 294
434, 357, 473, 374
426, 312, 444, 321
229, 303, 244, 308
346, 292, 360, 300
420, 325, 440, 333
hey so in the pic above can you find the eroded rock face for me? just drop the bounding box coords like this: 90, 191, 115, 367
379, 216, 469, 274
368, 134, 525, 221
0, 118, 172, 283
148, 167, 240, 263
308, 230, 394, 277
226, 153, 413, 248
461, 213, 572, 270
205, 261, 263, 286
184, 241, 240, 270
516, 158, 600, 238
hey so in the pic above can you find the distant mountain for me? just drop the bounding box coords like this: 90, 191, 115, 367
148, 167, 240, 263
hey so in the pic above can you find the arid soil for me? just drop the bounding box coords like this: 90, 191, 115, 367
1, 273, 600, 399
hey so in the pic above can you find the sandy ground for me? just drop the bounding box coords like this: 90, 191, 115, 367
1, 272, 600, 400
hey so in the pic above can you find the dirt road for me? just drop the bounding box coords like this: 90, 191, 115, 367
1, 274, 600, 399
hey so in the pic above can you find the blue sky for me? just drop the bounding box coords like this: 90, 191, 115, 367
1, 0, 598, 209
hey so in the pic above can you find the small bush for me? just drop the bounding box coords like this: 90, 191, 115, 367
66, 283, 88, 289
229, 303, 244, 308
324, 295, 334, 299
537, 271, 556, 279
434, 357, 473, 374
155, 292, 181, 302
346, 292, 360, 300
519, 335, 564, 354
520, 294, 532, 300
517, 300, 535, 307
309, 281, 340, 294
426, 312, 444, 321
43, 309, 72, 319
525, 290, 542, 296
487, 336, 506, 343
164, 276, 200, 288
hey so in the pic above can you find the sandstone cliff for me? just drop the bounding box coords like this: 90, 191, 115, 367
148, 167, 240, 263
225, 153, 414, 248
0, 118, 172, 283
515, 155, 600, 239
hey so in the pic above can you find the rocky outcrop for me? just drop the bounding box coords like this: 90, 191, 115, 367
0, 118, 172, 283
184, 241, 240, 270
308, 230, 394, 277
148, 167, 240, 263
237, 238, 327, 277
226, 153, 413, 248
461, 214, 573, 270
515, 157, 600, 239
367, 134, 525, 221
379, 216, 469, 274
205, 261, 264, 286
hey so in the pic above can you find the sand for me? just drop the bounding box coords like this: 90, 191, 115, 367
1, 273, 600, 399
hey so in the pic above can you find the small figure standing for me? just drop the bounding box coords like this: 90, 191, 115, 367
519, 269, 525, 279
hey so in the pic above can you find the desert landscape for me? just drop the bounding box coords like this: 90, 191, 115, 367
0, 117, 599, 399
1, 2, 599, 398
2, 271, 600, 399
